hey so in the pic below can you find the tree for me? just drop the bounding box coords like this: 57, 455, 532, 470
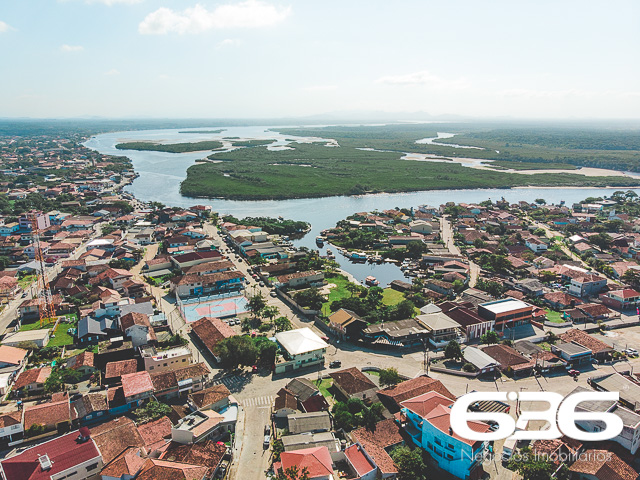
444, 340, 462, 361
274, 316, 293, 332
393, 299, 416, 319
481, 330, 500, 345
248, 292, 267, 318
535, 199, 546, 205
254, 336, 278, 366
262, 305, 280, 323
452, 279, 465, 293
346, 397, 365, 414
365, 286, 384, 308
390, 446, 428, 480
214, 335, 258, 369
333, 409, 356, 431
507, 446, 559, 480
361, 402, 384, 431
379, 367, 402, 387
133, 400, 171, 424
345, 282, 360, 297
293, 287, 325, 311
590, 232, 613, 250
539, 270, 556, 283
275, 466, 311, 480
622, 268, 640, 287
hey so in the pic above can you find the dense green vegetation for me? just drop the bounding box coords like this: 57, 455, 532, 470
222, 215, 309, 235
221, 139, 273, 148
115, 140, 223, 153
180, 141, 640, 200
486, 160, 578, 170
179, 129, 225, 134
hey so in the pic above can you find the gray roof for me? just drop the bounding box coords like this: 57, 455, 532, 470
78, 316, 116, 339
554, 342, 591, 356
591, 373, 640, 411
570, 386, 640, 427
285, 378, 319, 403
281, 432, 340, 452
463, 347, 500, 370
514, 340, 544, 356
417, 312, 461, 332
287, 411, 331, 434
119, 302, 154, 318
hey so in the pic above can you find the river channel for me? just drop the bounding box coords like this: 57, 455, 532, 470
85, 127, 640, 287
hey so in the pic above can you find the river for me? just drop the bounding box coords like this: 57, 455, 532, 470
85, 127, 640, 287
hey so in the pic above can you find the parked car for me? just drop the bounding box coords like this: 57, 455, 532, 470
626, 348, 639, 357
263, 434, 270, 449
264, 424, 271, 435
329, 360, 342, 368
252, 365, 258, 373
568, 369, 580, 377
270, 291, 277, 297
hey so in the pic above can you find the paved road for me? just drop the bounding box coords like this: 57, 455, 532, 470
441, 215, 479, 287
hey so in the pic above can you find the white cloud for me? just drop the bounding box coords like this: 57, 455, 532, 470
376, 70, 470, 90
60, 44, 84, 52
301, 85, 338, 92
84, 0, 144, 5
0, 20, 14, 33
139, 1, 291, 35
104, 69, 120, 75
217, 38, 241, 48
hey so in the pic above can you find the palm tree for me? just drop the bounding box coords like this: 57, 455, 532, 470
262, 305, 280, 323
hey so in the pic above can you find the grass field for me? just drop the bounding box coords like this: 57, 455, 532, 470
180, 140, 640, 200
18, 275, 36, 289
315, 378, 334, 398
544, 310, 566, 324
49, 314, 78, 347
321, 273, 354, 315
382, 288, 405, 306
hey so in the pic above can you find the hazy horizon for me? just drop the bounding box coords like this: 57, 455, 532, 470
2, 1, 639, 120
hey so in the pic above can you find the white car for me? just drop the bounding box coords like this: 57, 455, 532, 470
626, 348, 639, 357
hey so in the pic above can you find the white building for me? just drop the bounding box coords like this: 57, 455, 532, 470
275, 328, 329, 375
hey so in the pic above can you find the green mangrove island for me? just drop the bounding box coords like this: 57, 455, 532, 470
115, 140, 224, 153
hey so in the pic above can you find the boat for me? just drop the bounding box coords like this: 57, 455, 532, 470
316, 236, 324, 246
350, 251, 368, 261
365, 276, 379, 286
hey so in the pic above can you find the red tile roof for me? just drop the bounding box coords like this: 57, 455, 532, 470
92, 417, 146, 464
120, 312, 151, 331
160, 440, 226, 472
377, 376, 455, 406
280, 447, 333, 479
424, 402, 490, 447
188, 384, 231, 410
329, 367, 377, 396
105, 359, 138, 379
121, 371, 154, 398
14, 366, 51, 390
24, 400, 71, 430
350, 419, 403, 475
400, 390, 453, 418
190, 316, 235, 355
344, 444, 376, 477
569, 449, 638, 480
0, 430, 101, 480
0, 410, 21, 429
560, 329, 613, 355
100, 446, 147, 478
137, 416, 172, 452
66, 350, 95, 370
137, 458, 209, 480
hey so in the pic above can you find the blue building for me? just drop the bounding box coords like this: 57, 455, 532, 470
399, 391, 489, 480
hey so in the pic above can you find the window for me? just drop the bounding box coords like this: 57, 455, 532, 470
164, 363, 168, 367
149, 366, 154, 370
446, 453, 454, 460
86, 463, 99, 471
447, 443, 454, 450
182, 359, 186, 362
435, 438, 442, 446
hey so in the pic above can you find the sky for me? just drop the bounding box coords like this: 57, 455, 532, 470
1, 0, 639, 119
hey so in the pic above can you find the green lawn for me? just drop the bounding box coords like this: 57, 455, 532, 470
49, 314, 78, 347
544, 309, 566, 324
19, 318, 49, 332
18, 275, 36, 290
382, 288, 404, 306
315, 378, 334, 398
321, 273, 356, 315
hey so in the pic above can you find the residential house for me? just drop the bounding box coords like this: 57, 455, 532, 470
0, 411, 23, 449
277, 447, 334, 480
328, 309, 367, 341
170, 271, 245, 297
120, 312, 157, 348
350, 419, 405, 479
274, 328, 328, 375
190, 316, 236, 360
377, 376, 455, 412
477, 298, 534, 331
13, 366, 51, 393
600, 289, 640, 310
287, 412, 332, 435
329, 368, 378, 402
482, 344, 535, 377
568, 448, 638, 480
188, 384, 232, 412
462, 347, 500, 375
361, 319, 428, 348
417, 312, 461, 348
171, 408, 236, 444
559, 329, 613, 361
0, 345, 28, 370
121, 371, 154, 406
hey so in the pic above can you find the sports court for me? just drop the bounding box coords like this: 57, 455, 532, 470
179, 294, 249, 323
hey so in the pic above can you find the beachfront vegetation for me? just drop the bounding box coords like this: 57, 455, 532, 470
116, 140, 223, 153
221, 215, 309, 236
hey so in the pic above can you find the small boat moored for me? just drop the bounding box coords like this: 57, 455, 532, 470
365, 275, 379, 286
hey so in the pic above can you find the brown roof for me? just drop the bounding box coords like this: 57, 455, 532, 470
160, 440, 226, 472
120, 312, 151, 331
137, 416, 172, 452
24, 400, 71, 430
105, 359, 138, 379
329, 367, 377, 396
121, 371, 153, 398
100, 446, 147, 478
0, 345, 27, 366
188, 384, 231, 410
71, 393, 108, 419
136, 458, 209, 480
92, 417, 146, 464
351, 419, 403, 475
66, 351, 95, 370
569, 449, 638, 480
0, 410, 21, 429
190, 316, 235, 355
560, 329, 613, 355
481, 344, 535, 370
377, 376, 455, 406
14, 366, 51, 389
275, 388, 298, 411
151, 363, 209, 393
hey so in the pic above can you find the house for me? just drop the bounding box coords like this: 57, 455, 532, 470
600, 289, 640, 310
409, 219, 434, 234
569, 386, 640, 455
377, 376, 455, 412
70, 393, 109, 425
158, 440, 227, 479
589, 373, 640, 412
282, 432, 340, 453
120, 312, 157, 348
121, 371, 154, 406
477, 298, 534, 331
329, 367, 378, 402
277, 447, 334, 480
104, 359, 139, 385
399, 391, 489, 480
171, 409, 235, 444
0, 276, 19, 300
416, 312, 461, 348
274, 388, 299, 418
559, 329, 613, 361
342, 443, 377, 480
141, 345, 192, 373
13, 366, 51, 393
136, 458, 209, 480
328, 309, 367, 340
439, 302, 494, 341
551, 342, 592, 366
525, 236, 548, 253
287, 411, 332, 435
482, 344, 535, 377
150, 363, 209, 399
90, 416, 145, 465
170, 271, 245, 297
0, 345, 28, 369
137, 416, 172, 454
276, 270, 325, 289
188, 384, 232, 412
361, 319, 428, 348
190, 316, 236, 360
462, 347, 500, 374
274, 328, 328, 375
568, 448, 638, 480
542, 291, 582, 310
350, 419, 405, 479
0, 428, 103, 480
559, 264, 607, 297
23, 399, 72, 433
0, 410, 23, 449
77, 315, 117, 345
65, 351, 97, 376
